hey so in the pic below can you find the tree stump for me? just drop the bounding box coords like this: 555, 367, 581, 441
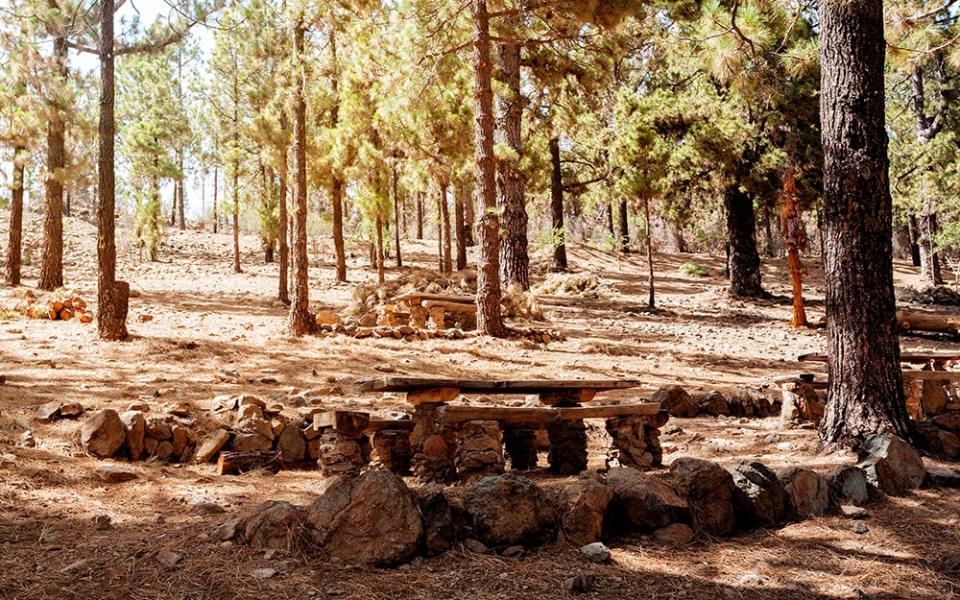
503, 425, 538, 470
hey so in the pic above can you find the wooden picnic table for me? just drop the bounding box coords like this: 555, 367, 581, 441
799, 352, 960, 368
359, 377, 643, 395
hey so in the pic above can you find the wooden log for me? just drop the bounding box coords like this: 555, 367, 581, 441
216, 451, 282, 475
437, 403, 661, 426
556, 404, 663, 420
539, 389, 596, 406
313, 410, 370, 436
406, 386, 460, 405
422, 300, 478, 313
359, 377, 643, 394
897, 311, 960, 336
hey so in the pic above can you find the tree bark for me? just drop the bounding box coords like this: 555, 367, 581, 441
439, 182, 453, 273
232, 60, 241, 274
472, 0, 504, 336
907, 213, 922, 266
212, 165, 219, 234
549, 136, 567, 272
606, 201, 615, 247
920, 212, 943, 285
416, 191, 424, 239
724, 184, 766, 297
177, 150, 186, 230
5, 147, 25, 286
642, 195, 655, 309
464, 186, 476, 246
455, 182, 467, 271
618, 199, 629, 252
495, 38, 529, 290
288, 20, 314, 336
96, 0, 129, 341
781, 166, 808, 328
278, 158, 290, 305
393, 161, 402, 268
376, 213, 385, 283
762, 204, 776, 258
818, 0, 911, 447
329, 21, 347, 283
39, 31, 68, 291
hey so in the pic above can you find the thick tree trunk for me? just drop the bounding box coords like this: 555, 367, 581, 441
39, 33, 68, 291
643, 195, 655, 309
329, 21, 347, 284
724, 184, 766, 297
212, 166, 219, 234
907, 213, 922, 267
5, 147, 25, 286
232, 63, 242, 274
606, 201, 615, 247
376, 214, 385, 284
393, 162, 402, 268
549, 137, 567, 272
64, 189, 71, 218
96, 0, 129, 341
464, 186, 476, 246
289, 21, 314, 336
278, 160, 290, 304
472, 0, 504, 336
819, 0, 911, 447
455, 183, 467, 271
496, 39, 529, 290
618, 199, 629, 252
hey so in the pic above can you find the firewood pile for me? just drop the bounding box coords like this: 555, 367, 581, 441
47, 295, 93, 322
0, 289, 94, 323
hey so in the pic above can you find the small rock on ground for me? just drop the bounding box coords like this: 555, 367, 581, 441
579, 542, 610, 563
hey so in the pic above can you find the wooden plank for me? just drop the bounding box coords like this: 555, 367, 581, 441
773, 373, 816, 385
313, 410, 370, 435
359, 377, 643, 394
407, 387, 461, 405
365, 418, 415, 433
423, 300, 478, 313
901, 371, 960, 381
437, 403, 661, 425
799, 352, 960, 365
396, 293, 475, 306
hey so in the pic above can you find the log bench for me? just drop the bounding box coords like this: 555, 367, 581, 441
395, 293, 477, 330
352, 377, 665, 481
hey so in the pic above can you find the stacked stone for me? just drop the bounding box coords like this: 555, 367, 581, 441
80, 407, 195, 462
547, 420, 588, 475
372, 429, 413, 475
604, 413, 665, 470
232, 396, 276, 453
315, 411, 370, 478
453, 420, 505, 476
779, 381, 824, 426
503, 426, 539, 471
410, 404, 455, 483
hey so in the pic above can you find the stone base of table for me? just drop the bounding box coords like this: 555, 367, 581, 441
411, 403, 455, 483
372, 429, 412, 476
605, 416, 662, 470
453, 420, 504, 476
317, 431, 367, 478
503, 425, 539, 470
547, 419, 588, 475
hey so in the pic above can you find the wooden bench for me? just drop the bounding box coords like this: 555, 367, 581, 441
354, 377, 665, 480
394, 293, 476, 330
799, 352, 960, 369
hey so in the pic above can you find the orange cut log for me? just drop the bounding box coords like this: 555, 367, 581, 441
79, 314, 93, 324
60, 308, 73, 321
48, 308, 58, 320
51, 301, 63, 313
63, 299, 73, 310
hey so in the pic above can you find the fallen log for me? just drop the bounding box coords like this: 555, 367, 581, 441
897, 310, 960, 336
216, 450, 282, 476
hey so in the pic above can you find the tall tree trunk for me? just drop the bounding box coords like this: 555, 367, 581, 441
496, 37, 529, 290
416, 191, 424, 239
762, 204, 776, 258
278, 158, 290, 305
455, 183, 467, 271
471, 0, 504, 336
232, 62, 242, 274
439, 182, 453, 273
549, 137, 567, 272
642, 195, 655, 309
464, 187, 476, 246
921, 212, 944, 285
288, 20, 314, 336
393, 161, 402, 268
376, 214, 385, 283
606, 200, 615, 248
781, 166, 808, 328
724, 184, 766, 297
170, 184, 178, 226
618, 199, 629, 252
96, 0, 129, 341
329, 21, 347, 284
819, 0, 911, 447
39, 31, 68, 291
64, 189, 71, 218
907, 212, 922, 267
177, 151, 186, 230
212, 165, 219, 234
5, 147, 25, 286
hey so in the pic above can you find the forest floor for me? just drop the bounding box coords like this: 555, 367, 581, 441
1, 214, 960, 599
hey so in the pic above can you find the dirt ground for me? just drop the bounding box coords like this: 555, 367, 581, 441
1, 215, 959, 599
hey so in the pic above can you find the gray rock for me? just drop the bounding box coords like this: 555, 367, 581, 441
827, 465, 870, 507
925, 466, 960, 489
607, 468, 689, 531
95, 464, 140, 483
858, 434, 926, 495
61, 559, 91, 574
840, 505, 868, 519
564, 575, 593, 594
81, 410, 127, 458
276, 425, 306, 462
579, 542, 610, 563
156, 550, 182, 568
670, 457, 736, 536
240, 501, 303, 551
464, 473, 557, 548
851, 522, 869, 535
463, 538, 489, 554
35, 401, 63, 422
726, 461, 788, 529
304, 470, 422, 565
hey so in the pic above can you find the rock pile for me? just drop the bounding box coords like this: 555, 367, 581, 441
654, 386, 782, 420
80, 407, 196, 462
605, 412, 666, 470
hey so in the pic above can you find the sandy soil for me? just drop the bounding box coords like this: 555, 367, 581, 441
1, 215, 959, 599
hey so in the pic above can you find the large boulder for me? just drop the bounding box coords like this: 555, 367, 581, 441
669, 457, 736, 536
81, 410, 127, 458
276, 425, 306, 462
726, 461, 788, 529
304, 470, 422, 565
241, 501, 304, 551
559, 474, 614, 545
916, 423, 960, 459
777, 467, 829, 518
696, 391, 730, 417
858, 434, 925, 495
606, 468, 689, 532
826, 465, 870, 507
653, 386, 698, 419
464, 473, 557, 548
